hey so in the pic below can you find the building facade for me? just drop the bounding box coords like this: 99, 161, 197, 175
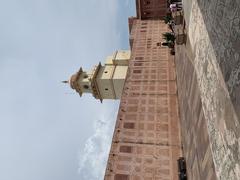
136, 0, 168, 20
67, 18, 183, 180
66, 0, 184, 179
104, 2, 183, 178
66, 0, 240, 179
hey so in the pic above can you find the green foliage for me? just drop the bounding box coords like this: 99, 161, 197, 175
163, 15, 173, 24
162, 32, 175, 42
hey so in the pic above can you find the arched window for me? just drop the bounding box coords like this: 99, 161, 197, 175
83, 85, 89, 89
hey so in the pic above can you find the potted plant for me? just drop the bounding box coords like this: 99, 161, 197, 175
170, 49, 175, 55
172, 11, 184, 25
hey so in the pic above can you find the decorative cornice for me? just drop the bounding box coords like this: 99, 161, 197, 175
91, 63, 103, 103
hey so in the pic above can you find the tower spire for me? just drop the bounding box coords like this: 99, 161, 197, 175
66, 50, 130, 101
62, 80, 69, 84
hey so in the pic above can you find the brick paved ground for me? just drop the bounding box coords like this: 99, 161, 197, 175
176, 0, 240, 179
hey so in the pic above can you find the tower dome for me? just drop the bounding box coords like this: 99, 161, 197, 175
65, 50, 130, 102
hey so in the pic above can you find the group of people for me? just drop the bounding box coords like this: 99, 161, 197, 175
169, 1, 182, 12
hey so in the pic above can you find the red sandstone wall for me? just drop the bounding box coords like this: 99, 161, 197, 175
104, 19, 182, 180
136, 0, 168, 19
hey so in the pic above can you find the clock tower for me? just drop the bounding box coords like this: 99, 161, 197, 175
66, 50, 130, 102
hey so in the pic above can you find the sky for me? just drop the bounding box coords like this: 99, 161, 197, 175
0, 0, 135, 180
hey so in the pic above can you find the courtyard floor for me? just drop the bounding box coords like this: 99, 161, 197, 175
175, 0, 240, 179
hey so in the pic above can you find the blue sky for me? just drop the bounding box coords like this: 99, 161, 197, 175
0, 0, 135, 180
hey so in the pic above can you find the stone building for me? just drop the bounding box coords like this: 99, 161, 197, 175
103, 17, 182, 180
102, 0, 183, 179
66, 0, 184, 180
136, 0, 168, 19
66, 0, 240, 179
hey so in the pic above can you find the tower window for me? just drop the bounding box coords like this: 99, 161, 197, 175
104, 71, 108, 73
105, 88, 108, 91
83, 75, 88, 79
83, 85, 89, 89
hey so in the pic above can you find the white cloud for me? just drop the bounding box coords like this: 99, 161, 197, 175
78, 104, 118, 180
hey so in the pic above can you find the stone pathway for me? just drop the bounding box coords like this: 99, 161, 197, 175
178, 0, 240, 179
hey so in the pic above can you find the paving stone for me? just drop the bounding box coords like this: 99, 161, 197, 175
178, 0, 240, 179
